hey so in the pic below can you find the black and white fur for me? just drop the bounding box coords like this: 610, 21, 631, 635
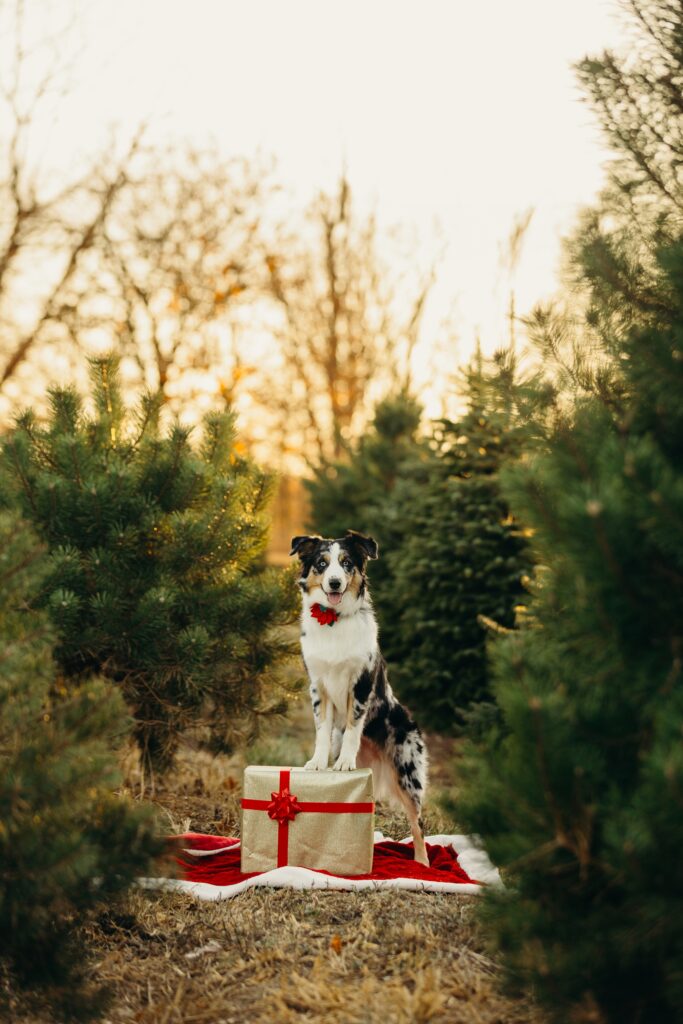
290, 530, 429, 865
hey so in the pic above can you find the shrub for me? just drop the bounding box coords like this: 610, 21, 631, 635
0, 507, 163, 1018
2, 356, 297, 774
382, 360, 532, 727
453, 236, 683, 1022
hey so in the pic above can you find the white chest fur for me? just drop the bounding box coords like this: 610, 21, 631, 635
301, 605, 377, 715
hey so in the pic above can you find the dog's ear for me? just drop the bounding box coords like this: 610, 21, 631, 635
290, 535, 321, 559
344, 530, 379, 561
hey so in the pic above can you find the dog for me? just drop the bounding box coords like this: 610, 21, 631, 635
290, 529, 429, 865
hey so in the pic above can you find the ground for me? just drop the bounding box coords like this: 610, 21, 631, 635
7, 697, 545, 1024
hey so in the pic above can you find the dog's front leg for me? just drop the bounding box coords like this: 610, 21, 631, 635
333, 675, 370, 771
304, 688, 333, 771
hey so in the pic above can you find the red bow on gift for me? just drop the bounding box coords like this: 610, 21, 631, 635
267, 787, 302, 824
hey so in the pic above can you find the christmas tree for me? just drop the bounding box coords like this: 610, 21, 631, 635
305, 389, 427, 599
305, 372, 531, 729
452, 5, 683, 1016
306, 390, 423, 536
0, 505, 163, 1018
454, 6, 683, 1015
455, 234, 683, 1021
381, 355, 532, 729
1, 356, 297, 776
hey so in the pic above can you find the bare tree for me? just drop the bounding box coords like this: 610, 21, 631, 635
0, 1, 276, 425
0, 2, 435, 465
497, 206, 534, 352
0, 0, 142, 404
260, 177, 435, 468
62, 145, 275, 410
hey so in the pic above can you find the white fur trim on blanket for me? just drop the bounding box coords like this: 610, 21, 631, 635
138, 834, 502, 901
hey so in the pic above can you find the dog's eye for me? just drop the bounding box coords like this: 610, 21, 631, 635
316, 559, 327, 572
342, 559, 353, 571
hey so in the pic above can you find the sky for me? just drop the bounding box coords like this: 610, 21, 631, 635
9, 0, 625, 407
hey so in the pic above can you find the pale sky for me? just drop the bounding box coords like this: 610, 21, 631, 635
8, 0, 624, 410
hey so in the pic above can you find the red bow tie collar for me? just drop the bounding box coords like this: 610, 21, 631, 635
310, 603, 339, 626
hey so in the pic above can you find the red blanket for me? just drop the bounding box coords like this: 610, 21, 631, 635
171, 833, 482, 889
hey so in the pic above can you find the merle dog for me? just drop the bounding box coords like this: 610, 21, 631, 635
290, 530, 429, 864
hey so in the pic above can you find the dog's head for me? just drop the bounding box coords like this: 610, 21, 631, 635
290, 530, 378, 609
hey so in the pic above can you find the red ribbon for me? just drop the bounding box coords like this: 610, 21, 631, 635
241, 768, 375, 868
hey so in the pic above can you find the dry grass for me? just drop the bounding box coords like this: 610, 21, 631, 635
7, 696, 545, 1024
80, 885, 543, 1024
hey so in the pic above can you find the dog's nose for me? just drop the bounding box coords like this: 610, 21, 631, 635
328, 578, 342, 591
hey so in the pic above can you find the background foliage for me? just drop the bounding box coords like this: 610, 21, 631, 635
2, 356, 297, 775
0, 504, 163, 1018
449, 4, 683, 1020
307, 362, 533, 729
454, 234, 683, 1022
305, 389, 428, 594
381, 360, 532, 727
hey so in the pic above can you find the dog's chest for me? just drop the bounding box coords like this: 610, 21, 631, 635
301, 610, 377, 709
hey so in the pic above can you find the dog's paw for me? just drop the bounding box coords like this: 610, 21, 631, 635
304, 756, 328, 771
332, 755, 357, 772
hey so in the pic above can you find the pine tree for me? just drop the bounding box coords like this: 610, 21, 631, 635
381, 356, 532, 729
1, 356, 297, 776
306, 374, 531, 729
548, 0, 683, 369
450, 6, 683, 1019
306, 390, 423, 536
454, 234, 683, 1022
0, 505, 163, 1019
305, 390, 427, 598
574, 0, 683, 235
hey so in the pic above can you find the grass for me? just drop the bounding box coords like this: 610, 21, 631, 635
6, 696, 545, 1024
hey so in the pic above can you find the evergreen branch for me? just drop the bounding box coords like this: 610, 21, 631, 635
0, 624, 52, 667
2, 441, 38, 515
131, 391, 163, 450
477, 613, 513, 635
17, 418, 61, 472
529, 700, 584, 867
0, 546, 44, 587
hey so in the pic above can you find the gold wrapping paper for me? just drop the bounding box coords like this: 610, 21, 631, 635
240, 766, 375, 875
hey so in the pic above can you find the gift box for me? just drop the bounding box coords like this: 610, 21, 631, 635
240, 766, 375, 875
